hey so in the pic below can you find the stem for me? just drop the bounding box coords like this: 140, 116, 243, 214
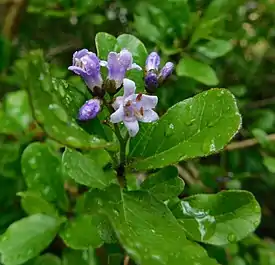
103, 98, 129, 188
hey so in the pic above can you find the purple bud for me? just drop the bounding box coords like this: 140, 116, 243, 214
145, 72, 158, 93
68, 49, 103, 93
159, 62, 174, 80
78, 99, 101, 121
145, 52, 160, 72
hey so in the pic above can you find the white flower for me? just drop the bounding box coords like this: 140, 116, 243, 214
110, 79, 159, 137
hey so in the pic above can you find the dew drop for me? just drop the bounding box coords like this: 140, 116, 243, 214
185, 118, 195, 126
227, 233, 237, 243
66, 136, 82, 147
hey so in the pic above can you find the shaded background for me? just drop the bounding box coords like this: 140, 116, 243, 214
1, 0, 275, 264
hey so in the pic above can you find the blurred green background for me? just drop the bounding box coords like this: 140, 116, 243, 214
1, 0, 275, 264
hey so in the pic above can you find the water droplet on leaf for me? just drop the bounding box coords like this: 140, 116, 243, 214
227, 233, 237, 243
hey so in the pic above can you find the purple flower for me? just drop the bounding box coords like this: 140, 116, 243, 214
144, 52, 174, 93
145, 52, 160, 72
68, 49, 103, 92
78, 99, 101, 121
110, 79, 159, 137
101, 49, 142, 89
159, 62, 174, 80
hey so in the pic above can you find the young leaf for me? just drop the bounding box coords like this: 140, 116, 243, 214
62, 148, 115, 189
176, 57, 219, 86
169, 190, 261, 245
129, 89, 241, 170
95, 32, 117, 60
59, 215, 102, 249
25, 51, 108, 150
141, 166, 184, 201
83, 185, 219, 265
21, 142, 68, 210
196, 39, 233, 59
0, 214, 61, 265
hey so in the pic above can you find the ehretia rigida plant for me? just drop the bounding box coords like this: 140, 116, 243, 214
0, 33, 261, 265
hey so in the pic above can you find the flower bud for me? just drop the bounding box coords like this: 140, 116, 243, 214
158, 62, 174, 83
78, 99, 101, 121
145, 72, 158, 93
145, 52, 160, 72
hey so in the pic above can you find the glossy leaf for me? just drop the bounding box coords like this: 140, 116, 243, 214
177, 57, 219, 86
59, 215, 102, 249
95, 32, 117, 60
62, 148, 115, 188
83, 185, 219, 265
25, 51, 108, 149
0, 214, 60, 265
141, 166, 184, 201
196, 39, 233, 59
170, 190, 261, 245
129, 89, 241, 170
263, 156, 275, 173
18, 191, 58, 217
21, 142, 68, 210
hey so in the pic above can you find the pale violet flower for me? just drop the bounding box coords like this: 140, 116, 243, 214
78, 99, 101, 121
110, 79, 159, 137
68, 49, 103, 93
101, 49, 142, 89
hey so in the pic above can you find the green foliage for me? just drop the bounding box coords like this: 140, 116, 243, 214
0, 0, 273, 264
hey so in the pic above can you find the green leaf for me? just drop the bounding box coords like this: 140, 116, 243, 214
25, 51, 108, 149
62, 148, 115, 189
263, 156, 275, 173
33, 254, 61, 265
177, 57, 218, 85
95, 32, 117, 60
0, 214, 61, 265
4, 90, 33, 131
0, 142, 21, 178
21, 142, 68, 209
141, 166, 184, 201
83, 185, 219, 265
59, 215, 102, 249
116, 34, 147, 66
169, 190, 261, 245
18, 191, 59, 217
62, 249, 98, 265
129, 89, 241, 170
196, 39, 233, 59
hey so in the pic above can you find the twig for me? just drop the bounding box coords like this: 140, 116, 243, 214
225, 133, 275, 151
46, 40, 82, 59
123, 255, 130, 265
245, 96, 275, 109
176, 165, 196, 185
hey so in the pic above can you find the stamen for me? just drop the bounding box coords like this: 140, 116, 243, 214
136, 93, 142, 101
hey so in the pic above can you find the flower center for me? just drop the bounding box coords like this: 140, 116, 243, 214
124, 100, 144, 119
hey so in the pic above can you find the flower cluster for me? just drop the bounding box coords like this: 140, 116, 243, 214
68, 48, 173, 137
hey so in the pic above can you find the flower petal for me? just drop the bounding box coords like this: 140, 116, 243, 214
119, 49, 133, 68
112, 96, 123, 110
100, 60, 108, 67
129, 63, 142, 71
68, 66, 86, 76
138, 94, 158, 109
110, 106, 124, 123
73, 49, 89, 60
123, 78, 136, 98
139, 109, 159, 123
124, 120, 139, 137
